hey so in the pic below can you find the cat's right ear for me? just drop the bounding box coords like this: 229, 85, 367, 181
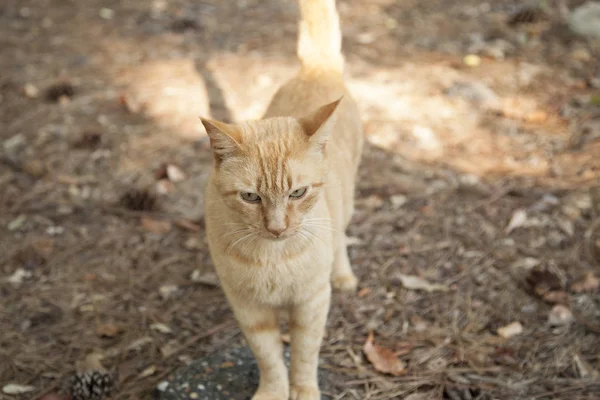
200, 118, 242, 161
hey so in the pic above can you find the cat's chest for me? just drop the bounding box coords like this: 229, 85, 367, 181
229, 248, 330, 305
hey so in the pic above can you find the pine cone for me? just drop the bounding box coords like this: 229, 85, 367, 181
65, 370, 118, 400
119, 188, 158, 211
45, 82, 75, 102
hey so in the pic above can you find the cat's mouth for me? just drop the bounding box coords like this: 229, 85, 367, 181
262, 230, 296, 241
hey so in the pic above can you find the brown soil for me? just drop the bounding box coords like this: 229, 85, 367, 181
1, 0, 599, 399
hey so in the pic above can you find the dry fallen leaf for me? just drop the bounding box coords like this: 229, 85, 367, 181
166, 164, 186, 182
150, 323, 173, 334
76, 353, 106, 373
363, 332, 407, 376
395, 273, 448, 293
96, 323, 121, 338
190, 270, 220, 287
138, 365, 157, 378
2, 384, 36, 395
160, 342, 178, 358
140, 217, 172, 234
542, 290, 569, 305
358, 287, 372, 297
497, 321, 523, 338
505, 209, 527, 233
571, 272, 599, 293
127, 336, 153, 351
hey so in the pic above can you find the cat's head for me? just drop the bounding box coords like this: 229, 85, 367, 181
201, 98, 341, 240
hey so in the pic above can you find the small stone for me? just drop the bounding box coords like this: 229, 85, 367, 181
23, 83, 39, 98
497, 321, 523, 338
157, 381, 169, 391
99, 8, 115, 20
548, 305, 574, 326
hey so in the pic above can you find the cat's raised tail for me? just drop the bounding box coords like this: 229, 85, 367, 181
297, 0, 344, 74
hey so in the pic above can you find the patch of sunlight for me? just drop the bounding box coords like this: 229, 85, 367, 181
117, 59, 210, 139
206, 53, 297, 122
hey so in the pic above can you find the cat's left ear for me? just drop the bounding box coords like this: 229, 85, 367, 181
298, 97, 343, 150
200, 118, 242, 162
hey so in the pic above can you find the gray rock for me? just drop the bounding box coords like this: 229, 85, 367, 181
568, 2, 600, 39
155, 347, 334, 400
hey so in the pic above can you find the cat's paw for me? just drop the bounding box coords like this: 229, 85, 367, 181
252, 392, 287, 400
290, 385, 320, 400
331, 273, 358, 292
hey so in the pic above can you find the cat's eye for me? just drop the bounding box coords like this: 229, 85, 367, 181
289, 187, 308, 199
241, 192, 261, 203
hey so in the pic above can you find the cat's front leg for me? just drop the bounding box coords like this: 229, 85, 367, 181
227, 294, 289, 400
289, 282, 331, 400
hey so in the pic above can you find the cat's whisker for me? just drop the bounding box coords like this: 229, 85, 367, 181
303, 217, 332, 223
300, 227, 325, 245
219, 228, 251, 242
243, 233, 260, 251
301, 223, 344, 235
226, 232, 255, 254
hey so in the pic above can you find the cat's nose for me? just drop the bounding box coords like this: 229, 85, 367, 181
266, 224, 287, 237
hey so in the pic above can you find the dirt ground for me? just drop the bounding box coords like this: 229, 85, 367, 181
1, 0, 599, 399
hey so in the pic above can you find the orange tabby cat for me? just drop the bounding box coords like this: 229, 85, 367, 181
201, 0, 363, 398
